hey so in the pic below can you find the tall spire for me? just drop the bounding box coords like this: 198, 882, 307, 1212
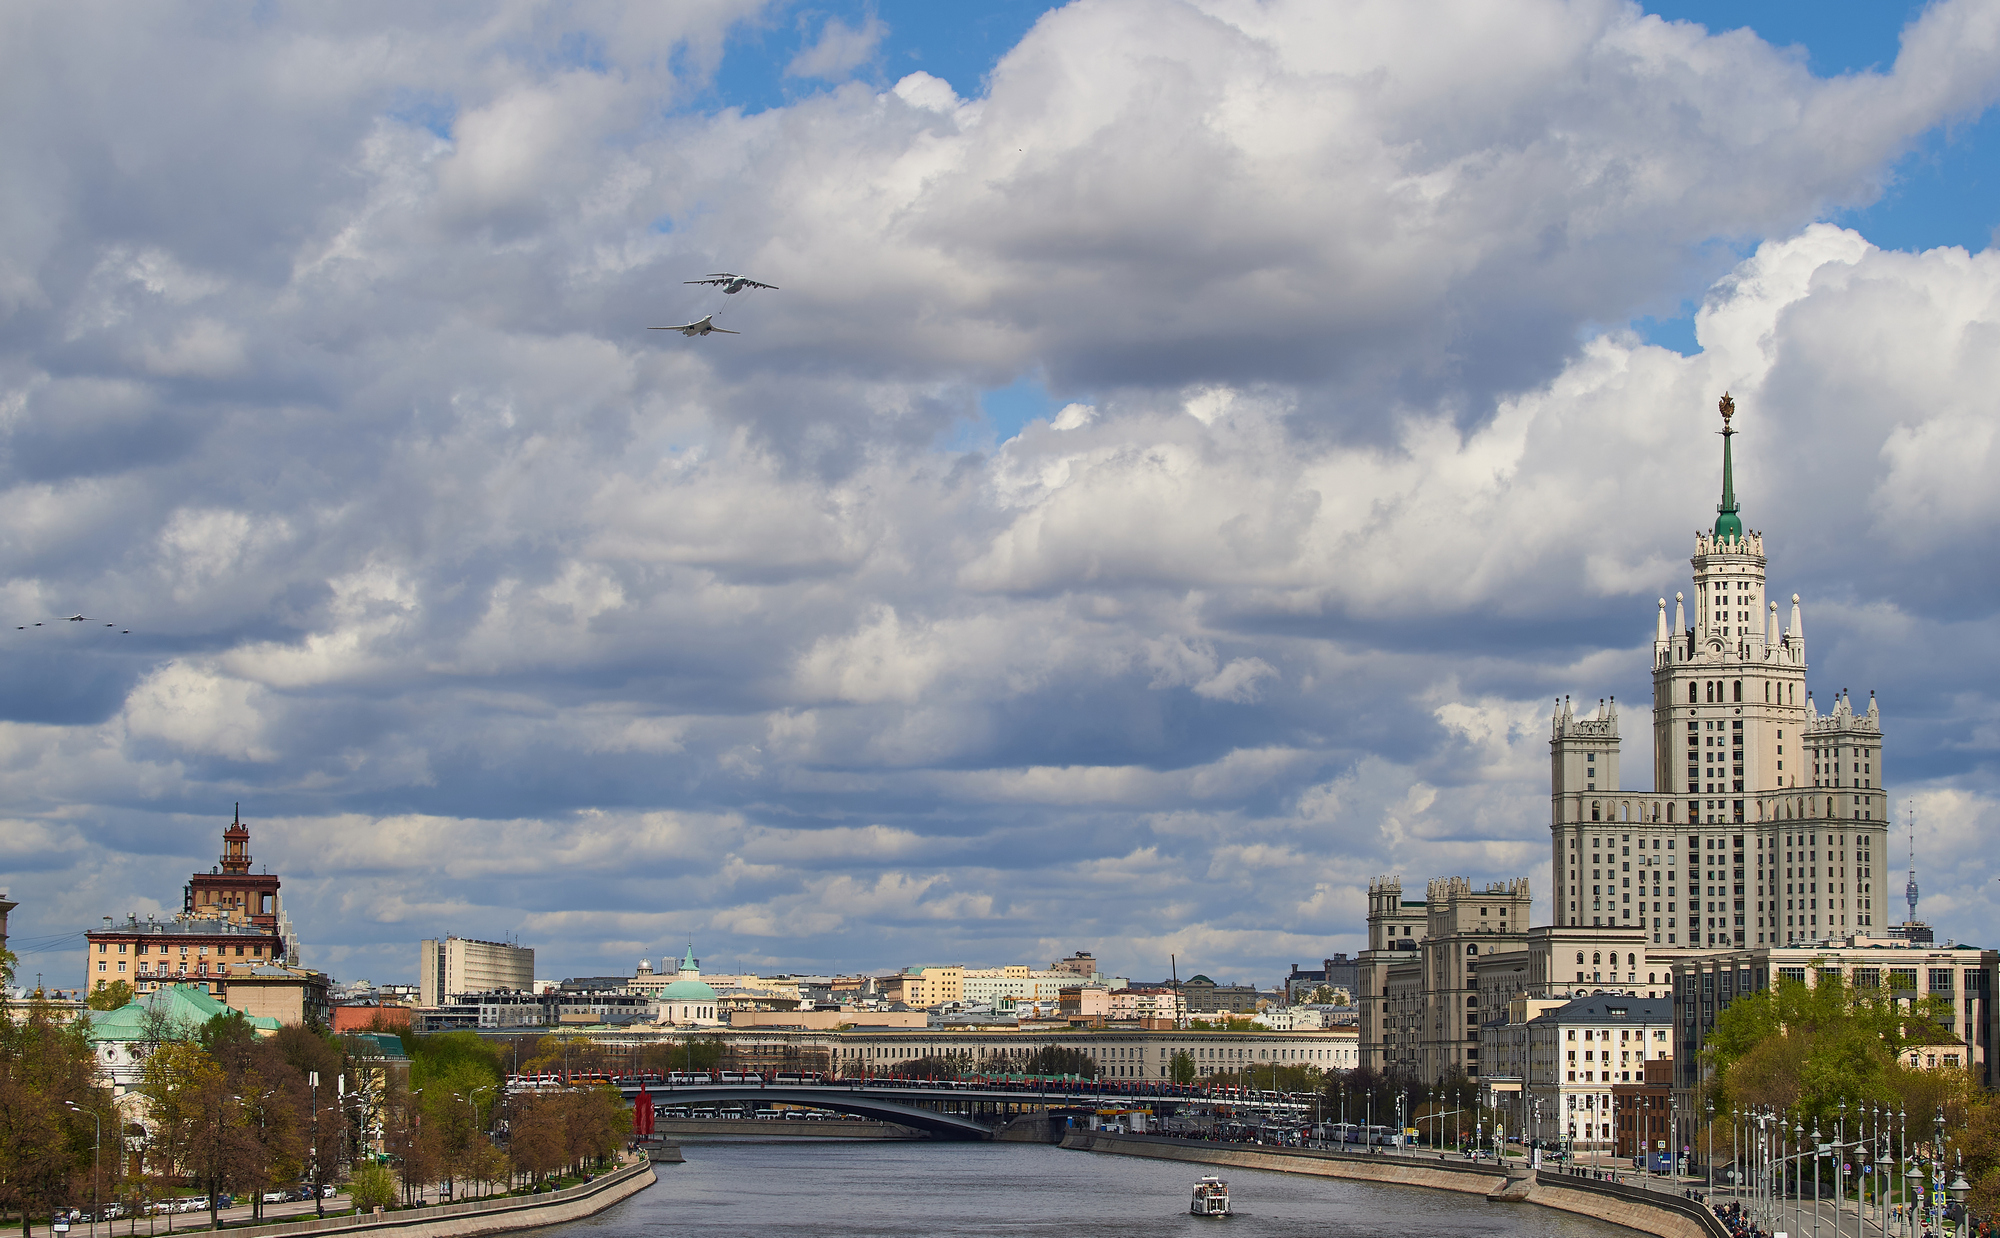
1905, 802, 1920, 924
1714, 392, 1743, 542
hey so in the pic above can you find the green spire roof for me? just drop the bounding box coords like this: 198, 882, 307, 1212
1714, 393, 1743, 542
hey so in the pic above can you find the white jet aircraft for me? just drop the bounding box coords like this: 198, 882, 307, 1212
649, 315, 740, 337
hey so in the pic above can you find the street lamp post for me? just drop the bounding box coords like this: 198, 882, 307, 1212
1707, 1098, 1716, 1203
310, 1072, 322, 1219
1933, 1105, 1948, 1238
1836, 1101, 1846, 1238
64, 1103, 100, 1238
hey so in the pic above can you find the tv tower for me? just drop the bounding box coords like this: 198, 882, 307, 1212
1904, 802, 1920, 924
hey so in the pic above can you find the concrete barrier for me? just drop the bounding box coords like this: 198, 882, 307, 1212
1064, 1133, 1729, 1238
1531, 1170, 1731, 1238
188, 1158, 655, 1238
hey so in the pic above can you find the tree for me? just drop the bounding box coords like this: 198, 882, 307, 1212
505, 1096, 565, 1187
86, 982, 135, 1012
1705, 971, 1956, 1121
1168, 1051, 1196, 1085
0, 997, 105, 1233
348, 1161, 397, 1212
1023, 1045, 1096, 1078
900, 1055, 961, 1080
139, 1041, 222, 1193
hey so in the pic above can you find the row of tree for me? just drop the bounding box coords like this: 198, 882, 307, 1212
1702, 971, 1998, 1214
0, 987, 632, 1232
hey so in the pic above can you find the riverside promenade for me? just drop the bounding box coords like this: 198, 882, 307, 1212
152, 1157, 656, 1238
1061, 1131, 1728, 1238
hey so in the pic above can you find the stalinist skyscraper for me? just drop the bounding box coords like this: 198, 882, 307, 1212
1548, 394, 1889, 949
1360, 395, 1896, 1079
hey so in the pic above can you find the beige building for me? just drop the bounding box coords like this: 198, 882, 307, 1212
881, 965, 965, 1009
1361, 398, 1905, 1083
223, 964, 332, 1027
418, 935, 534, 1007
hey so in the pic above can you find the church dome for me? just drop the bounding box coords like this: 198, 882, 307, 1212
659, 978, 717, 1000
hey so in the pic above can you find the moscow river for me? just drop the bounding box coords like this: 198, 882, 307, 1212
558, 1141, 1639, 1238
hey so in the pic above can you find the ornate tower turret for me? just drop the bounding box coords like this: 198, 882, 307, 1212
221, 803, 251, 875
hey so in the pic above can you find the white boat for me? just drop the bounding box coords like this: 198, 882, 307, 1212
1189, 1175, 1231, 1217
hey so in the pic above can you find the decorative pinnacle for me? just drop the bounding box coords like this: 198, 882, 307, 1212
1714, 392, 1743, 542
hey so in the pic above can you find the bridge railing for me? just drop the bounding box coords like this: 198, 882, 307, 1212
515, 1070, 1311, 1114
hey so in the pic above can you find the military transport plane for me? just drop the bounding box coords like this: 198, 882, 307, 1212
684, 273, 778, 294
649, 315, 739, 337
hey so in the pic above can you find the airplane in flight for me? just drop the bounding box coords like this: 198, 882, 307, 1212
684, 273, 778, 294
16, 615, 130, 631
649, 315, 739, 337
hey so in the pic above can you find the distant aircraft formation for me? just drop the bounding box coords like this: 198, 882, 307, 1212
652, 271, 776, 338
16, 614, 130, 633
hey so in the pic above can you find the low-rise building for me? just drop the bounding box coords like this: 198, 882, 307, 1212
414, 986, 657, 1031
1108, 985, 1185, 1024
881, 965, 965, 1009
1671, 936, 1998, 1098
332, 1002, 411, 1033
1059, 986, 1112, 1018
1478, 993, 1672, 1154
1181, 975, 1259, 1014
89, 985, 283, 1102
86, 913, 286, 1001
223, 964, 332, 1027
1612, 1057, 1675, 1162
1285, 956, 1359, 1003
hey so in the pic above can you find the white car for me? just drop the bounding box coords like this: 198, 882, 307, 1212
262, 1192, 287, 1204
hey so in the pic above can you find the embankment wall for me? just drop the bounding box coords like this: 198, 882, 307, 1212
1062, 1132, 1728, 1238
195, 1157, 655, 1238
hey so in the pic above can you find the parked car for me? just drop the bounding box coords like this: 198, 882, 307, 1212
262, 1192, 287, 1204
321, 1186, 338, 1199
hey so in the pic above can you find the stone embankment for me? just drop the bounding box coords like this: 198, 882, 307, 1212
180, 1157, 655, 1238
1060, 1132, 1726, 1238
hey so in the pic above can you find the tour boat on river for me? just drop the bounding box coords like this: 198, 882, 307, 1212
1189, 1175, 1231, 1217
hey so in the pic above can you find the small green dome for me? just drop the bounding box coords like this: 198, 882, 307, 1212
1713, 510, 1743, 541
659, 978, 717, 1000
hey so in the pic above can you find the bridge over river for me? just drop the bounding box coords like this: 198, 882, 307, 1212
509, 1075, 1315, 1142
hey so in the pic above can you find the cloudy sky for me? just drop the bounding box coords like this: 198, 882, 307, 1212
5, 0, 2000, 991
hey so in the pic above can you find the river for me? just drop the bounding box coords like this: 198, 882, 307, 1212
556, 1141, 1640, 1238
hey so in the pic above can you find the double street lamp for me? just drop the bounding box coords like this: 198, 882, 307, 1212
64, 1102, 101, 1238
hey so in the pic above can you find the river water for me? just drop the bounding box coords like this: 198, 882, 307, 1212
554, 1141, 1638, 1238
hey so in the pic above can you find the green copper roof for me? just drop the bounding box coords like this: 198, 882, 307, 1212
87, 983, 280, 1043
1714, 393, 1743, 542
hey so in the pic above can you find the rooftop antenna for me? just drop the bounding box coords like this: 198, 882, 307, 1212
1905, 800, 1920, 924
